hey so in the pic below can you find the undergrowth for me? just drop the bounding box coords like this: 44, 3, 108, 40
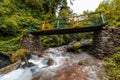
0, 31, 27, 53
104, 51, 120, 80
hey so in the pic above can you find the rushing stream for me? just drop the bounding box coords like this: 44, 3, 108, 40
0, 46, 108, 80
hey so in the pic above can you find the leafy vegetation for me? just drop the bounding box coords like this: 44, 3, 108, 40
41, 35, 64, 48
0, 0, 72, 52
115, 46, 120, 51
0, 0, 119, 51
0, 0, 72, 35
0, 35, 21, 52
104, 52, 120, 80
95, 0, 120, 27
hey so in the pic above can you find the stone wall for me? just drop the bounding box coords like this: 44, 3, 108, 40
19, 34, 41, 52
109, 28, 120, 47
92, 28, 120, 59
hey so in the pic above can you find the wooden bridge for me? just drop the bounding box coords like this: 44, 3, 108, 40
30, 23, 107, 35
29, 11, 105, 35
20, 11, 109, 58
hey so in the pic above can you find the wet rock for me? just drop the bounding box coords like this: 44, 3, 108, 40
54, 64, 88, 80
32, 64, 88, 80
31, 66, 40, 76
78, 58, 97, 66
67, 41, 81, 52
67, 40, 91, 52
47, 58, 54, 66
0, 61, 10, 68
0, 59, 21, 75
31, 51, 46, 57
27, 62, 36, 67
22, 62, 36, 68
0, 53, 11, 68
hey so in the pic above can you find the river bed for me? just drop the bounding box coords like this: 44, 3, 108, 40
0, 46, 108, 80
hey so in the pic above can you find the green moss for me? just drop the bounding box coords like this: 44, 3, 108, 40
115, 46, 120, 51
72, 42, 81, 49
11, 49, 28, 62
104, 52, 120, 80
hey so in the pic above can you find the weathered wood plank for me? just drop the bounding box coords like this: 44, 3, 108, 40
30, 23, 107, 35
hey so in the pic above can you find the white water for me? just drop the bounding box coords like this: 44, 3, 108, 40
0, 47, 70, 80
0, 46, 106, 80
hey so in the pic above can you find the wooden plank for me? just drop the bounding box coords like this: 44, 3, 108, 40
30, 23, 107, 35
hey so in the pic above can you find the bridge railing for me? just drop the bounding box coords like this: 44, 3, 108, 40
29, 11, 105, 32
65, 11, 105, 27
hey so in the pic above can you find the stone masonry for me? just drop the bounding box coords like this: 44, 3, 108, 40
19, 34, 41, 52
92, 28, 120, 59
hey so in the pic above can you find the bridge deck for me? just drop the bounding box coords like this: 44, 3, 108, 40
30, 23, 107, 35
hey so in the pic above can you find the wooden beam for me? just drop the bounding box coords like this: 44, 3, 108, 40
30, 23, 107, 35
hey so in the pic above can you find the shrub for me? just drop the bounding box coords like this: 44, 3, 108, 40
0, 36, 21, 52
115, 46, 120, 51
41, 35, 64, 48
104, 52, 120, 80
0, 18, 19, 36
116, 22, 120, 27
